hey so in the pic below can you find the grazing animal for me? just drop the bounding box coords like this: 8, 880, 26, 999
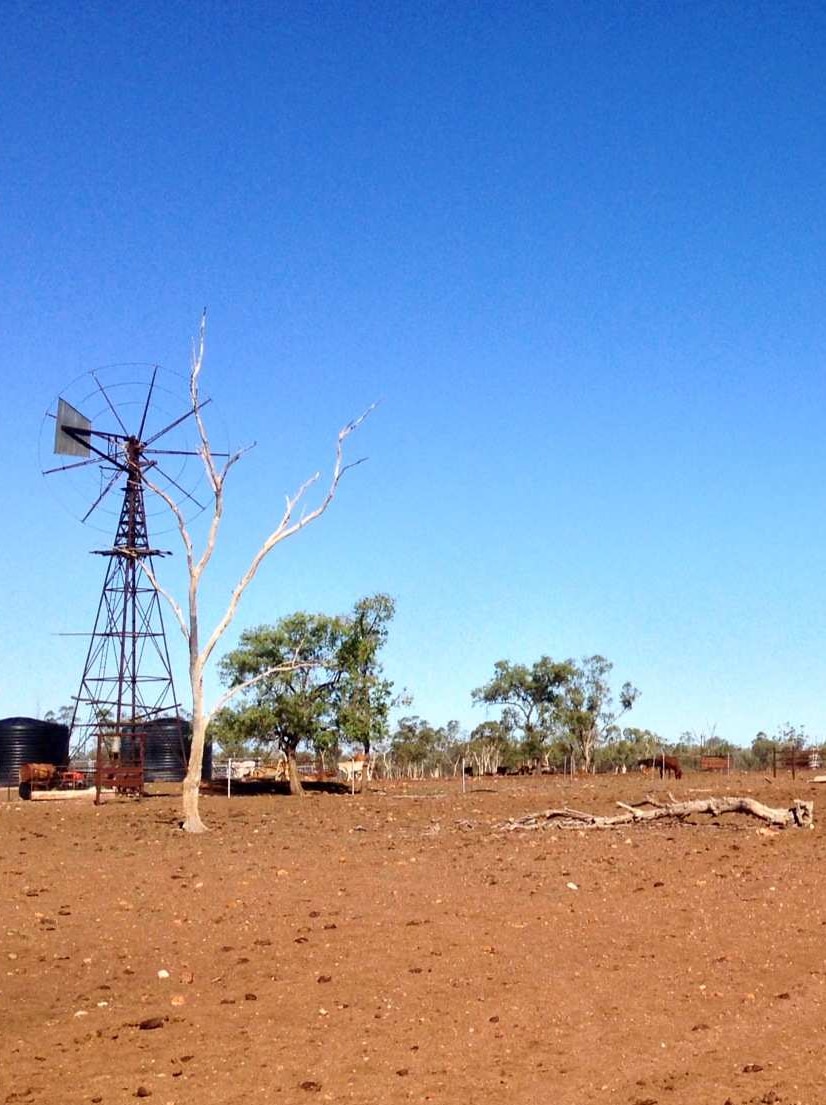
639, 754, 683, 780
230, 759, 258, 780
338, 753, 368, 783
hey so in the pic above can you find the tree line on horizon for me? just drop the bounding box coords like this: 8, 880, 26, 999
44, 598, 814, 790
195, 596, 813, 789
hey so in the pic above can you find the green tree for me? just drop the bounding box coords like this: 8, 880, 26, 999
467, 720, 513, 775
389, 716, 461, 778
600, 726, 662, 770
775, 723, 807, 750
390, 716, 436, 778
701, 734, 737, 756
472, 657, 574, 766
216, 594, 396, 794
557, 655, 639, 772
747, 731, 775, 770
219, 612, 345, 795
473, 654, 639, 773
672, 730, 699, 756
207, 707, 260, 760
44, 705, 74, 727
333, 594, 395, 790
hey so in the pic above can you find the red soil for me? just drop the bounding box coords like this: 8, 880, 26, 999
1, 772, 823, 1105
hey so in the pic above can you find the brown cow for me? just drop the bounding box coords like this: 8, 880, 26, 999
639, 755, 683, 780
18, 762, 59, 800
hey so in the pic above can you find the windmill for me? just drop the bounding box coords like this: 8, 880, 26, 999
42, 365, 216, 787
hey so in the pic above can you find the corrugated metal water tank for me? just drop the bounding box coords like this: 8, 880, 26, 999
121, 718, 212, 782
0, 717, 70, 786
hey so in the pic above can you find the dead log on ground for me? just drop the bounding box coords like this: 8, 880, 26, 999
500, 795, 813, 832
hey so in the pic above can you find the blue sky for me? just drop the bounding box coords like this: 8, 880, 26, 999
3, 1, 826, 746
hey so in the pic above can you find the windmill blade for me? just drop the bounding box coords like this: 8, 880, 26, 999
43, 456, 107, 476
147, 462, 207, 511
144, 397, 212, 447
146, 447, 231, 458
81, 467, 123, 523
137, 365, 158, 441
91, 370, 129, 436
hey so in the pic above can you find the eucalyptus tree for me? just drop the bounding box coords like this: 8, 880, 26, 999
474, 654, 639, 772
472, 657, 574, 764
555, 655, 639, 773
389, 716, 461, 778
218, 612, 345, 794
333, 593, 395, 791
599, 726, 661, 770
467, 719, 513, 775
216, 594, 396, 795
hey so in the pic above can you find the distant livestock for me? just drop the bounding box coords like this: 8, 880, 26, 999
338, 754, 368, 783
639, 755, 683, 780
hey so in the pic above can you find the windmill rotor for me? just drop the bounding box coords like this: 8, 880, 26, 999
40, 363, 222, 533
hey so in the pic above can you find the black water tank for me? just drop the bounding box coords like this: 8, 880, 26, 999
0, 717, 70, 786
121, 718, 212, 782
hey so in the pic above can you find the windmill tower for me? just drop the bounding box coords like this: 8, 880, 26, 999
44, 367, 209, 786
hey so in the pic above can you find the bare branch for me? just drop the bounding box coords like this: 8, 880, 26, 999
222, 444, 256, 476
199, 405, 376, 671
191, 443, 255, 587
137, 557, 188, 640
159, 313, 377, 832
207, 658, 315, 724
190, 310, 221, 495
142, 471, 195, 575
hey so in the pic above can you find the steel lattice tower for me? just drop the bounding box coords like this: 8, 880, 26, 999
43, 368, 211, 760
70, 436, 181, 753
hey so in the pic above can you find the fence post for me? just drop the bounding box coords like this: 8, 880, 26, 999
227, 758, 232, 799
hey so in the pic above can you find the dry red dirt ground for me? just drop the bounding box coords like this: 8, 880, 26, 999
2, 773, 825, 1105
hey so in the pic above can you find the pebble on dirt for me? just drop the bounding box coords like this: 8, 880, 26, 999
137, 1017, 165, 1030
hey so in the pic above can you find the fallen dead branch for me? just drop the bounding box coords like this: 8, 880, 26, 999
373, 791, 449, 800
500, 795, 814, 831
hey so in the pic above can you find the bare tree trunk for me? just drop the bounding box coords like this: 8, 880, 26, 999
356, 742, 369, 794
581, 728, 595, 774
287, 749, 305, 797
181, 718, 208, 832
181, 623, 208, 832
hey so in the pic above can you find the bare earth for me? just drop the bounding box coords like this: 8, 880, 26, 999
2, 773, 825, 1105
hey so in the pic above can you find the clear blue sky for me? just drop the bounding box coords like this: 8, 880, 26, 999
3, 1, 826, 747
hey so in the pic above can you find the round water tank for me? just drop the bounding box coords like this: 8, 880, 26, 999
0, 717, 70, 786
121, 718, 212, 782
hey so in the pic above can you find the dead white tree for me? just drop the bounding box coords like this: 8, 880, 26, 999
142, 313, 373, 832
